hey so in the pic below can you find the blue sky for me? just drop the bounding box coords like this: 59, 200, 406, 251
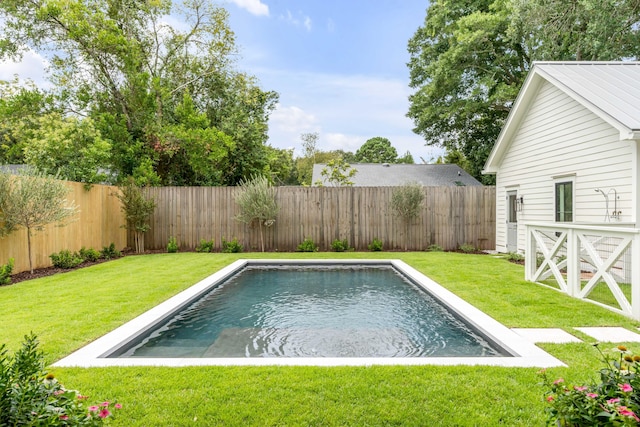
226, 0, 442, 162
0, 0, 442, 162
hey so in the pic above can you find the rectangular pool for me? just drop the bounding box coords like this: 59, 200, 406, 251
53, 259, 565, 367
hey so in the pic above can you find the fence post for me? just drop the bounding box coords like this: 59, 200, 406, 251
525, 224, 535, 281
565, 227, 579, 297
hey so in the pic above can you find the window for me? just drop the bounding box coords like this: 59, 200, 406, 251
555, 181, 573, 222
508, 193, 518, 223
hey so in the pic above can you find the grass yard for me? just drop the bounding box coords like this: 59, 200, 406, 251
2, 252, 639, 426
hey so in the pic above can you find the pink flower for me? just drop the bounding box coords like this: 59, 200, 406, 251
546, 396, 554, 402
587, 393, 599, 398
620, 383, 633, 392
59, 415, 69, 420
54, 390, 64, 395
77, 394, 88, 400
88, 405, 99, 412
607, 398, 621, 405
553, 378, 564, 385
98, 409, 111, 419
618, 406, 640, 422
114, 403, 122, 409
574, 386, 588, 391
101, 401, 110, 407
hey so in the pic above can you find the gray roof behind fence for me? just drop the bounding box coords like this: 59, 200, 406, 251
311, 163, 482, 187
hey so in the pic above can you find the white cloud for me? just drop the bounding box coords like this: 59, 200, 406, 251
228, 0, 269, 16
254, 68, 442, 163
280, 10, 312, 31
270, 104, 319, 133
0, 49, 50, 87
303, 16, 312, 32
324, 133, 363, 153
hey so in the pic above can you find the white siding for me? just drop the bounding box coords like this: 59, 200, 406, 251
496, 80, 634, 252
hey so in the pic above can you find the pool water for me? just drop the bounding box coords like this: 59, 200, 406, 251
113, 265, 508, 358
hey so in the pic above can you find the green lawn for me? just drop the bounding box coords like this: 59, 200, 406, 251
2, 252, 639, 426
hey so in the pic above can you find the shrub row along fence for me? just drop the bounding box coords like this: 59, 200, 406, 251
1, 181, 127, 274
142, 186, 496, 252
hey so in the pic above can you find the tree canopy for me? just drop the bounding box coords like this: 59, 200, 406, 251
354, 137, 398, 163
407, 0, 640, 184
0, 0, 278, 186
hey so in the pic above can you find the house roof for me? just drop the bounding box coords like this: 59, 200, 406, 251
483, 61, 640, 174
311, 163, 482, 187
0, 164, 29, 174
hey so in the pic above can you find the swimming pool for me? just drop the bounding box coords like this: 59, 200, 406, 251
54, 259, 565, 367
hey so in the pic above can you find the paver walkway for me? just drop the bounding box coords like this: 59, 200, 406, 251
512, 327, 640, 344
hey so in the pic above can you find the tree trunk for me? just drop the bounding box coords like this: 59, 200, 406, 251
135, 231, 145, 253
259, 221, 265, 252
404, 222, 409, 251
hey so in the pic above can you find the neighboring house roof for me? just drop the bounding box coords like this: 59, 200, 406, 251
483, 61, 640, 174
0, 164, 29, 174
311, 163, 482, 187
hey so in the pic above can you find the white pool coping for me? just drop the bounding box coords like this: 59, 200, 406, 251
53, 259, 565, 368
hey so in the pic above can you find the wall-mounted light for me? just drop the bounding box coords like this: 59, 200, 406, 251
516, 196, 524, 212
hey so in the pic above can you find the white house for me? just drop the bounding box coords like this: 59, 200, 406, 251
482, 61, 640, 318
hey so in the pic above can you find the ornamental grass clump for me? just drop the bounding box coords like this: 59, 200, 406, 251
541, 343, 640, 426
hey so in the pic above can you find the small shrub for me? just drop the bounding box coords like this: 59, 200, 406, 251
368, 238, 383, 252
458, 243, 476, 253
49, 250, 83, 269
427, 244, 443, 252
505, 252, 524, 263
78, 247, 101, 262
541, 343, 640, 426
0, 258, 13, 286
0, 333, 121, 426
196, 238, 215, 253
167, 236, 179, 253
101, 243, 122, 259
331, 238, 350, 252
221, 237, 243, 253
297, 237, 318, 252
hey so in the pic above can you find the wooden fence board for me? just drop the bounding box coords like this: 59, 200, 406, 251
139, 186, 496, 253
1, 181, 126, 274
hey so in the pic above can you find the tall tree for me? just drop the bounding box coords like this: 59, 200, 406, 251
407, 0, 525, 184
407, 0, 640, 184
264, 146, 298, 185
0, 0, 277, 185
0, 78, 58, 165
354, 137, 398, 163
511, 0, 640, 61
20, 113, 111, 186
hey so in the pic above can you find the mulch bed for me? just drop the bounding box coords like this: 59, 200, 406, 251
9, 259, 112, 284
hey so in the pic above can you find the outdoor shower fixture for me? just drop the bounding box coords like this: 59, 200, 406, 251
595, 188, 620, 221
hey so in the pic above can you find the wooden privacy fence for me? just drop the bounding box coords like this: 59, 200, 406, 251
143, 186, 496, 252
0, 181, 127, 274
